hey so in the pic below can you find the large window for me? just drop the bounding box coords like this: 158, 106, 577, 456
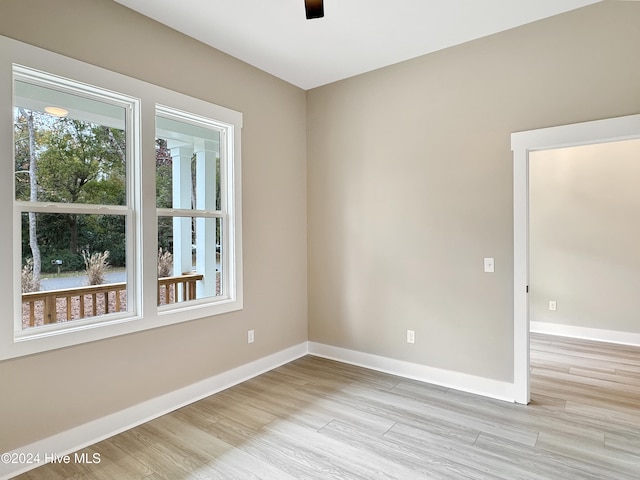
14, 67, 138, 337
0, 35, 242, 359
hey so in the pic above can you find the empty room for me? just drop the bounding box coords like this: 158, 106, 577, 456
1, 0, 639, 479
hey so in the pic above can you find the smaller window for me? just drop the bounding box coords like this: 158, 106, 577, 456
155, 106, 236, 310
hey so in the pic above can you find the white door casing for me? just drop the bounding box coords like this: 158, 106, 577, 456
511, 114, 640, 405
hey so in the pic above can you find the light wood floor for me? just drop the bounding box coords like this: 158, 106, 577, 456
17, 333, 640, 479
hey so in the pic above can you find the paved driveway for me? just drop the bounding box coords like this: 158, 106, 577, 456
40, 272, 126, 291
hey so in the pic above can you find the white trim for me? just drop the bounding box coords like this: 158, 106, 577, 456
512, 137, 530, 405
531, 322, 640, 347
511, 114, 640, 405
0, 343, 308, 480
2, 341, 523, 479
308, 342, 515, 403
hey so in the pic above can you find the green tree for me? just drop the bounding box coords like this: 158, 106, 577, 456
37, 118, 126, 255
156, 138, 173, 252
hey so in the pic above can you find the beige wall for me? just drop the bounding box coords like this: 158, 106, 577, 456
2, 0, 640, 457
530, 139, 640, 333
0, 0, 307, 452
307, 2, 640, 382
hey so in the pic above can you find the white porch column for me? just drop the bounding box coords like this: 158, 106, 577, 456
194, 139, 218, 298
169, 144, 194, 295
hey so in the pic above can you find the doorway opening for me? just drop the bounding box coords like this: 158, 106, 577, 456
511, 114, 640, 404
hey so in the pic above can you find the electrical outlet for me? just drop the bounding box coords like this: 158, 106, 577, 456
549, 301, 557, 311
248, 329, 255, 344
407, 330, 415, 344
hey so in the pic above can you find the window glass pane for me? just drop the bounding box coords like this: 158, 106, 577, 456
155, 115, 221, 210
157, 216, 222, 305
14, 81, 127, 205
155, 138, 173, 209
20, 212, 128, 330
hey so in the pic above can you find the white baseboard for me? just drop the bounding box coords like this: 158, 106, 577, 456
0, 343, 308, 480
307, 342, 515, 403
3, 341, 518, 479
531, 322, 640, 347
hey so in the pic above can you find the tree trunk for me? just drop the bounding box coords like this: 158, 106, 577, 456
23, 109, 41, 281
68, 213, 78, 254
106, 127, 125, 162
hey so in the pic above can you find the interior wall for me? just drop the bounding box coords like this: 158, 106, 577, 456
307, 1, 640, 382
529, 139, 640, 334
0, 0, 307, 452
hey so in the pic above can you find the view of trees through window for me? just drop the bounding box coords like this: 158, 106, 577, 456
16, 105, 226, 327
14, 79, 130, 329
15, 112, 127, 271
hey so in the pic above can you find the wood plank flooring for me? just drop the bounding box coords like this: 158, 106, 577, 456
16, 334, 640, 479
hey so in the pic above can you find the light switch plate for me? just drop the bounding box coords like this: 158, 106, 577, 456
484, 257, 495, 273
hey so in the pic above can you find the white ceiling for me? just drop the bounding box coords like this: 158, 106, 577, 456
114, 0, 604, 90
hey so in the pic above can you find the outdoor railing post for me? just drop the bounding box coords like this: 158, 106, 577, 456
44, 295, 56, 324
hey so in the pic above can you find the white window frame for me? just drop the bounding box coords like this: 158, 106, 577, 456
13, 65, 141, 341
155, 105, 238, 312
0, 35, 243, 360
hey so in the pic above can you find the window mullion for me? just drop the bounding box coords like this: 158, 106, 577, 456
15, 201, 130, 215
156, 207, 222, 218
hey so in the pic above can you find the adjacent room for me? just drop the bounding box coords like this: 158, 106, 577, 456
1, 0, 639, 478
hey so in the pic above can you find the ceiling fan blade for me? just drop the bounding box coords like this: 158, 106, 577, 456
305, 0, 324, 19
